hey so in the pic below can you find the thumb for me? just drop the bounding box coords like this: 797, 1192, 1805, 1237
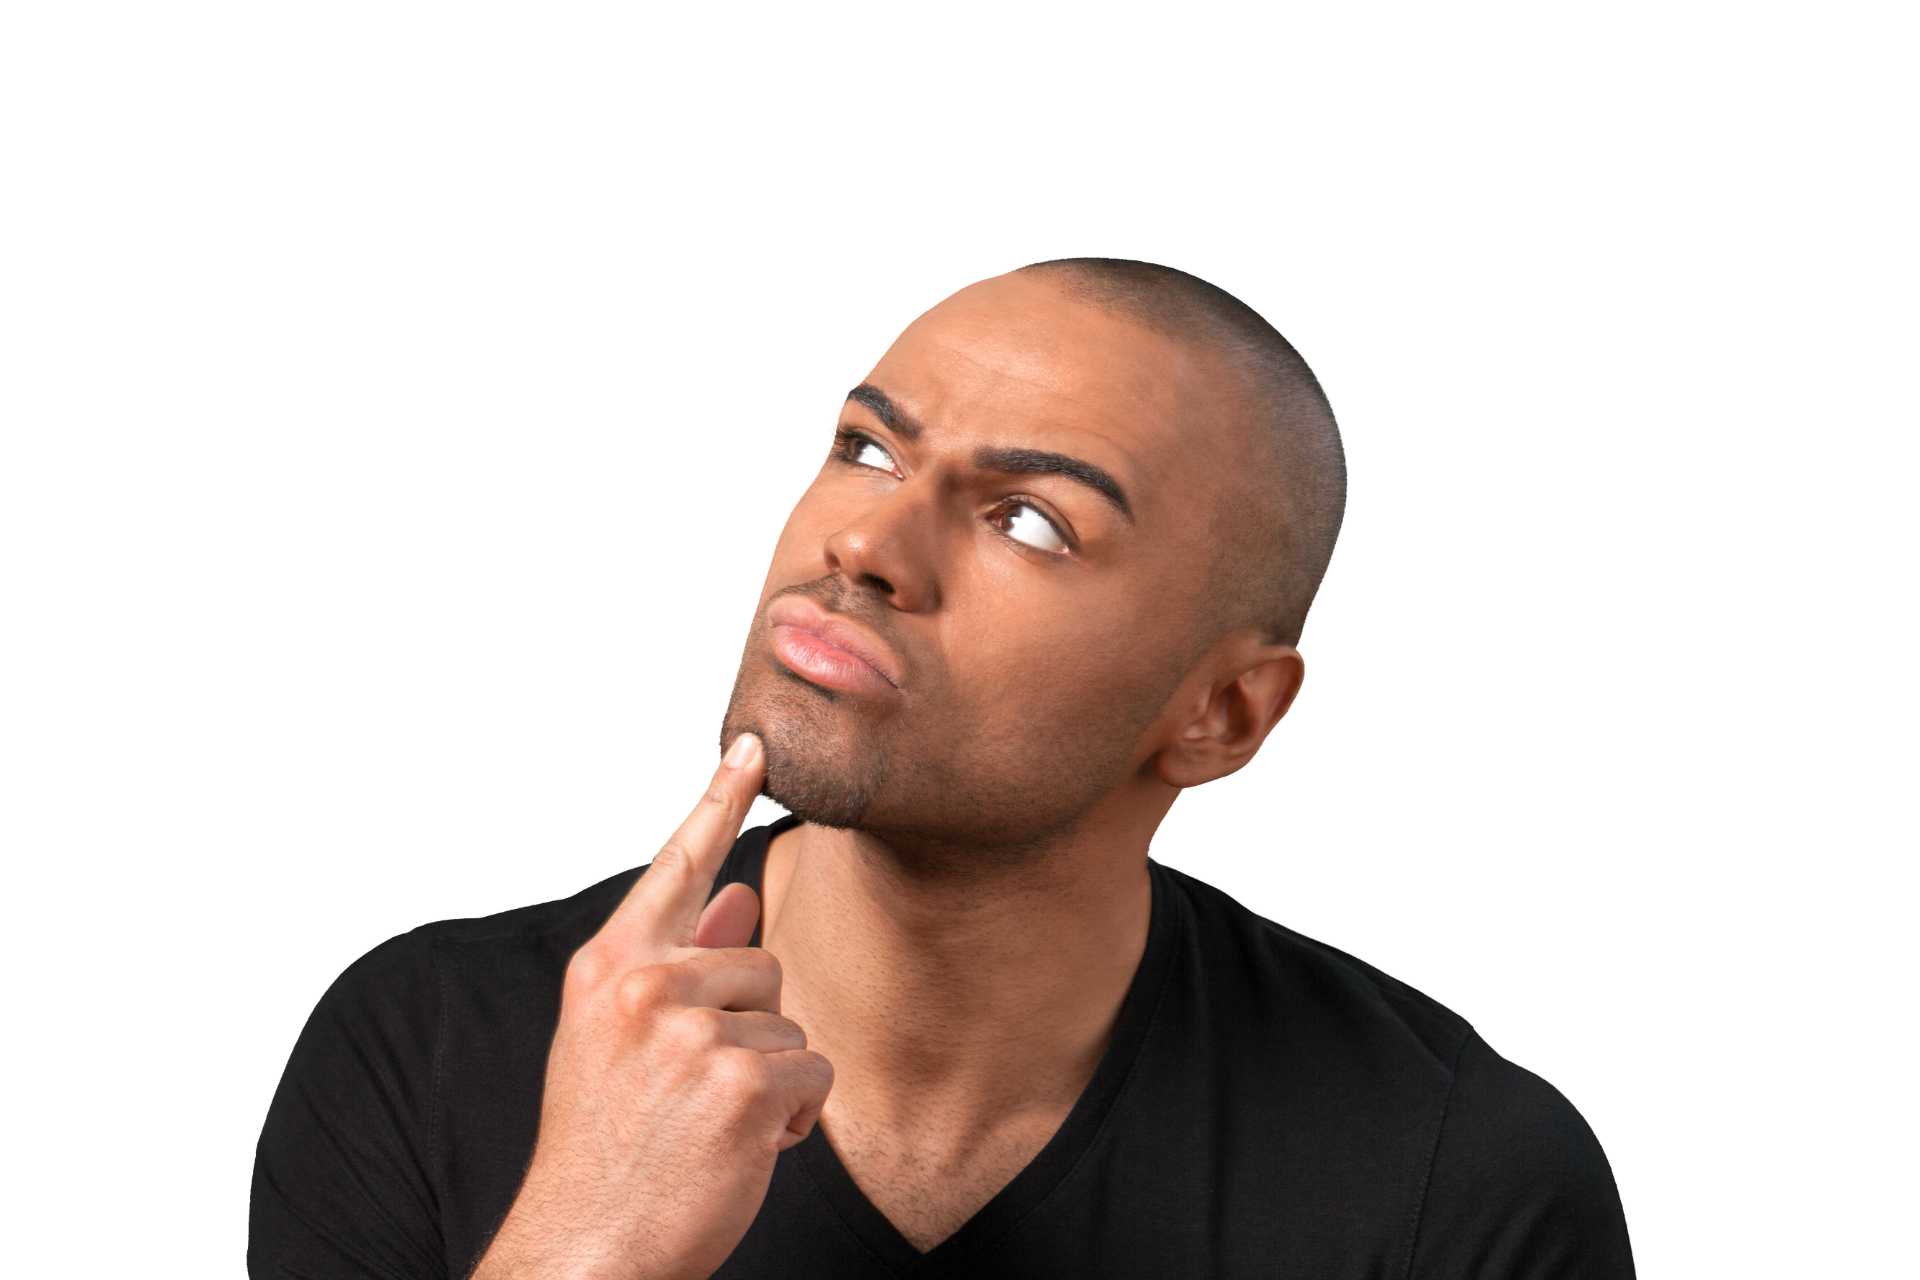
694, 883, 762, 949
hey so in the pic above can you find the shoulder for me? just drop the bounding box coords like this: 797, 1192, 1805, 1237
273, 863, 643, 1096
1155, 862, 1473, 1073
315, 815, 771, 1013
1439, 1035, 1618, 1184
1411, 1034, 1635, 1277
268, 864, 645, 1141
324, 864, 643, 1010
251, 865, 647, 1278
1153, 865, 1633, 1277
408, 864, 643, 953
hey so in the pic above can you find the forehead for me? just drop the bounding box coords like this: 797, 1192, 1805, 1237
858, 274, 1252, 491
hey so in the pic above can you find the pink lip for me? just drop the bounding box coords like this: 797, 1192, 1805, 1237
766, 596, 903, 695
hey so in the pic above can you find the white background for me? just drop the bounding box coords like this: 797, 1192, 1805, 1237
2, 2, 1912, 1275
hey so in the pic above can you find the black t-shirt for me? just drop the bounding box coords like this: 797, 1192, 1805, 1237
251, 818, 1634, 1279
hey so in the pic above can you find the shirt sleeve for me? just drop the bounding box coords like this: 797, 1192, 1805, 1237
249, 930, 449, 1280
1408, 1033, 1636, 1280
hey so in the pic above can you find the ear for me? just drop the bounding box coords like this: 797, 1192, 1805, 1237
1156, 641, 1305, 788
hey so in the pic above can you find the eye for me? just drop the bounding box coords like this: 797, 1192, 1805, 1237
991, 501, 1068, 554
848, 436, 900, 477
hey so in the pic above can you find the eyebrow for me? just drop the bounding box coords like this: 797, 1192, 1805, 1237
845, 383, 1133, 520
973, 446, 1133, 521
845, 384, 923, 441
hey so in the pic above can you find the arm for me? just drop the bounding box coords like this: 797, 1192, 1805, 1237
250, 734, 830, 1280
472, 733, 832, 1280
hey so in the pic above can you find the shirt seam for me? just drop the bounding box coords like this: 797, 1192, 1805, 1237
428, 934, 456, 1279
417, 866, 649, 948
1400, 1028, 1474, 1280
428, 937, 450, 1161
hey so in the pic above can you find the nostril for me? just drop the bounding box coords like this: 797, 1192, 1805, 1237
863, 573, 895, 595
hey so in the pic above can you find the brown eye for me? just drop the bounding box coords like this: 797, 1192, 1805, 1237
995, 502, 1067, 553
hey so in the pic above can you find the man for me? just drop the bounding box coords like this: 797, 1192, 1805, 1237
251, 260, 1635, 1279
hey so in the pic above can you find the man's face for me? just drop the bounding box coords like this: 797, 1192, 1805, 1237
721, 272, 1258, 861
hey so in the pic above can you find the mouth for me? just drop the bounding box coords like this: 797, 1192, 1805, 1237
766, 594, 904, 696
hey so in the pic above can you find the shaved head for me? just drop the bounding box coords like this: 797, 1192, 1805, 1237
726, 261, 1340, 854
1019, 258, 1345, 646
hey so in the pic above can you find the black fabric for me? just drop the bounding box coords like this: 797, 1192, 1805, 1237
251, 818, 1634, 1279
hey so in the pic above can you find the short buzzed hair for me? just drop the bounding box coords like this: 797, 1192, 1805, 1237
1020, 258, 1347, 647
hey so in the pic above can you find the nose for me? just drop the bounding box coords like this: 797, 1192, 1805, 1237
823, 481, 940, 613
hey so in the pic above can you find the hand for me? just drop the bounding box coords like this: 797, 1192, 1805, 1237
472, 734, 833, 1280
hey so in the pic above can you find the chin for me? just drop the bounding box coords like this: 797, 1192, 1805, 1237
719, 642, 1138, 869
721, 657, 893, 831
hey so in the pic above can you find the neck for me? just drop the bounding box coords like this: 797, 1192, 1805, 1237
758, 798, 1160, 1122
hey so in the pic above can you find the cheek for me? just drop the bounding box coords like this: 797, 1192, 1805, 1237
940, 565, 1171, 716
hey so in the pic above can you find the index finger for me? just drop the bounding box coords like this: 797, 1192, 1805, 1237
592, 733, 766, 960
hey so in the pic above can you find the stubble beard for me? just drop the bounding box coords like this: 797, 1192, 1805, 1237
720, 653, 895, 833
720, 651, 1150, 882
719, 582, 1172, 879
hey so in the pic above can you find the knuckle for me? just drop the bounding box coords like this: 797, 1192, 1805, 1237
797, 1050, 835, 1093
617, 965, 675, 1016
564, 945, 609, 994
711, 1049, 775, 1104
733, 946, 782, 983
662, 1004, 725, 1052
649, 843, 693, 882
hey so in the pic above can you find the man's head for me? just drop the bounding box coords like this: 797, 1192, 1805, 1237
721, 260, 1344, 870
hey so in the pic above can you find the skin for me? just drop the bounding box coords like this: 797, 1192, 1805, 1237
474, 272, 1306, 1278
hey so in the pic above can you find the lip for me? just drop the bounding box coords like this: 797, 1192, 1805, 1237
766, 595, 904, 695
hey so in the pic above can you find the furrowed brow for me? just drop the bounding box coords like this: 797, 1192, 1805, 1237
973, 446, 1134, 520
845, 384, 923, 441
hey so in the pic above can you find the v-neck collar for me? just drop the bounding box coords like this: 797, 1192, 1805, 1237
716, 820, 1182, 1278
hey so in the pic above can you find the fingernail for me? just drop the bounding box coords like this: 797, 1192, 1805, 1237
724, 733, 761, 768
